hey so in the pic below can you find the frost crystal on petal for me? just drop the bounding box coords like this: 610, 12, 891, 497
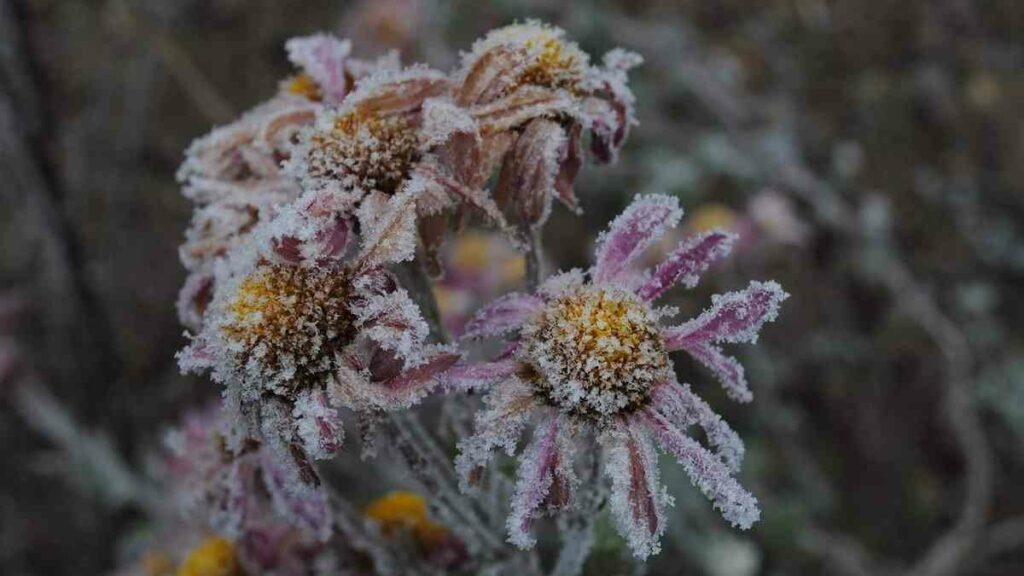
600, 422, 671, 560
507, 415, 578, 548
455, 379, 538, 491
285, 33, 354, 104
637, 230, 737, 301
643, 409, 759, 530
463, 292, 544, 340
593, 194, 683, 283
651, 380, 745, 472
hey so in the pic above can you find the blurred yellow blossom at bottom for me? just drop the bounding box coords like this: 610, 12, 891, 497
364, 490, 449, 548
176, 537, 240, 576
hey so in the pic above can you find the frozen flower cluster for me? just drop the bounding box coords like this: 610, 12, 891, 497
169, 19, 786, 573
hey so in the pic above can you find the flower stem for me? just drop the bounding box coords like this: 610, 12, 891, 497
397, 259, 449, 343
525, 226, 544, 291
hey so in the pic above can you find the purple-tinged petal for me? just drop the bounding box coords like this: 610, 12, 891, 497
592, 194, 683, 284
651, 380, 745, 471
378, 351, 461, 402
293, 388, 345, 460
259, 442, 333, 542
637, 230, 737, 301
455, 379, 538, 491
642, 409, 759, 530
507, 415, 577, 548
442, 357, 520, 392
285, 34, 353, 104
463, 292, 544, 340
663, 280, 788, 348
677, 342, 750, 403
600, 421, 669, 560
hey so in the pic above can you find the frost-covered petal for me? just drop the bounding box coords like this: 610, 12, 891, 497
463, 292, 544, 340
651, 380, 745, 472
349, 281, 430, 363
470, 86, 577, 134
420, 97, 478, 149
374, 348, 461, 408
259, 444, 333, 542
600, 422, 671, 560
285, 33, 353, 104
637, 230, 736, 302
680, 342, 752, 402
354, 190, 419, 271
592, 194, 683, 284
494, 118, 569, 228
293, 387, 345, 460
455, 379, 538, 491
441, 357, 521, 392
583, 49, 642, 164
663, 280, 788, 348
507, 415, 578, 548
642, 409, 759, 530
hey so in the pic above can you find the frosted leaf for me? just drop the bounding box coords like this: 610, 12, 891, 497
455, 379, 538, 492
651, 380, 745, 472
643, 409, 759, 530
664, 280, 789, 347
507, 415, 578, 548
355, 190, 419, 271
420, 97, 478, 149
600, 422, 671, 560
349, 282, 429, 363
637, 230, 737, 302
592, 194, 683, 283
463, 292, 544, 340
293, 387, 345, 460
285, 34, 353, 104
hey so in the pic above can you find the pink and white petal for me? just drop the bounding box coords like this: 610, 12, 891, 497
651, 380, 745, 471
679, 342, 751, 403
293, 388, 345, 460
462, 292, 543, 340
592, 194, 683, 284
354, 190, 419, 272
642, 409, 759, 530
637, 230, 737, 301
663, 280, 788, 349
285, 34, 353, 104
537, 268, 586, 300
455, 379, 538, 491
441, 357, 521, 392
349, 284, 430, 364
507, 414, 578, 548
600, 421, 670, 560
258, 444, 333, 542
373, 349, 461, 410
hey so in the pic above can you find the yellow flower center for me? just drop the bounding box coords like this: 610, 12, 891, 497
222, 264, 353, 394
306, 109, 421, 195
517, 31, 585, 92
523, 287, 668, 419
176, 537, 239, 576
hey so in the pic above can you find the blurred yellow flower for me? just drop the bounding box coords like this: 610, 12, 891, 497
684, 203, 739, 235
176, 537, 239, 576
364, 491, 449, 548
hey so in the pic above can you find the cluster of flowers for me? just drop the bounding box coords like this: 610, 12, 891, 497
169, 20, 787, 572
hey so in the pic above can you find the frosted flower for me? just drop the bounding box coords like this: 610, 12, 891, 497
448, 194, 788, 558
453, 21, 643, 228
290, 65, 519, 275
176, 33, 395, 330
179, 192, 459, 462
156, 405, 337, 572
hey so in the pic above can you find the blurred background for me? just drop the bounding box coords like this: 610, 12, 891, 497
2, 0, 1024, 574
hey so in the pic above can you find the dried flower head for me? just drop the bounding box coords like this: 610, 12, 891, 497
176, 34, 395, 330
447, 194, 788, 558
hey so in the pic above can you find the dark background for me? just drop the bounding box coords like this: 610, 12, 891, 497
2, 0, 1024, 574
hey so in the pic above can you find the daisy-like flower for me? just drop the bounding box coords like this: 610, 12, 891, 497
179, 191, 459, 465
289, 63, 520, 275
176, 34, 396, 329
447, 194, 788, 558
453, 21, 643, 229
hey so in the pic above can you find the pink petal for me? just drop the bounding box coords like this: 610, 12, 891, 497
285, 34, 353, 104
637, 230, 736, 301
293, 388, 345, 460
441, 358, 520, 392
651, 380, 745, 471
592, 194, 683, 284
463, 292, 544, 340
259, 444, 333, 542
380, 352, 461, 397
679, 342, 751, 403
601, 422, 668, 560
663, 281, 788, 348
642, 409, 759, 530
507, 415, 575, 548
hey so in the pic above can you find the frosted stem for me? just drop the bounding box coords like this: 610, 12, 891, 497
526, 227, 544, 290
